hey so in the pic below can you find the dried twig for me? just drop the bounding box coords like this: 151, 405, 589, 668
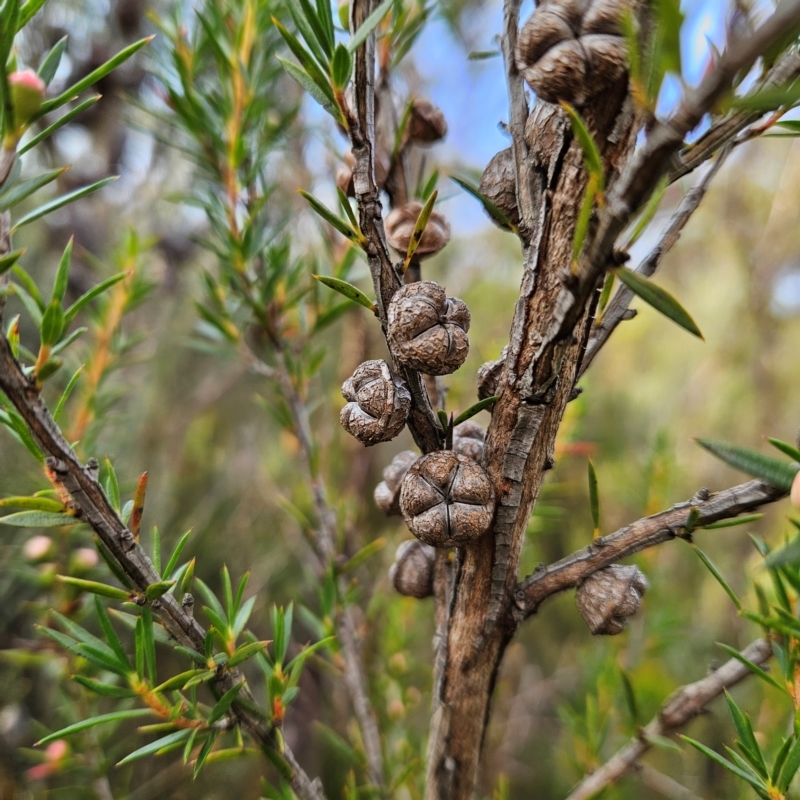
0, 335, 326, 800
514, 480, 785, 620
564, 638, 773, 800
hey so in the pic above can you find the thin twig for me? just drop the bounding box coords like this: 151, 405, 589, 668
580, 144, 733, 376
0, 334, 326, 800
514, 480, 785, 620
564, 638, 773, 800
347, 0, 440, 454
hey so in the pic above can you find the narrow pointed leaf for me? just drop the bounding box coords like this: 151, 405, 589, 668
614, 266, 703, 339
0, 496, 65, 512
0, 248, 25, 276
227, 640, 271, 668
313, 274, 374, 310
692, 547, 741, 609
275, 56, 340, 121
695, 438, 798, 491
51, 237, 73, 303
36, 709, 154, 746
716, 642, 788, 695
768, 437, 800, 462
63, 272, 127, 327
94, 595, 130, 669
34, 37, 153, 120
453, 396, 499, 427
779, 736, 800, 791
117, 729, 192, 766
58, 576, 130, 599
331, 42, 352, 89
38, 35, 68, 86
680, 735, 769, 793
193, 731, 218, 777
450, 175, 515, 231
131, 472, 148, 540
0, 167, 68, 212
73, 675, 136, 698
20, 95, 101, 155
299, 190, 361, 242
702, 513, 763, 530
40, 300, 65, 346
588, 458, 600, 536
404, 189, 438, 270
207, 680, 244, 725
164, 529, 193, 578
0, 510, 78, 527
560, 102, 604, 184
347, 0, 394, 53
52, 365, 83, 422
771, 735, 794, 786
13, 177, 118, 231
724, 691, 766, 777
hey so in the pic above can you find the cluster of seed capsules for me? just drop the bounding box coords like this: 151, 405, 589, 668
337, 0, 643, 612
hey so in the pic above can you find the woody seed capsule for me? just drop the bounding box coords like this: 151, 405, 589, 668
340, 360, 411, 446
452, 421, 486, 462
575, 564, 647, 635
389, 539, 436, 598
400, 451, 495, 548
479, 148, 519, 229
387, 281, 470, 375
406, 99, 448, 145
374, 450, 419, 515
384, 202, 451, 259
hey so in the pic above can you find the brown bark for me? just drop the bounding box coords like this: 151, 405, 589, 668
424, 50, 639, 800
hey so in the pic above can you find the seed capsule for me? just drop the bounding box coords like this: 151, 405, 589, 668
384, 202, 451, 259
400, 451, 495, 547
389, 539, 436, 598
340, 360, 411, 446
452, 421, 486, 463
387, 281, 470, 375
374, 450, 419, 515
575, 564, 647, 635
479, 148, 519, 230
407, 99, 448, 145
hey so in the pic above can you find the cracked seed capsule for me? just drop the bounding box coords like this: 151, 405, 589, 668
374, 450, 419, 515
452, 421, 486, 462
575, 564, 647, 635
479, 148, 519, 230
407, 99, 448, 145
400, 451, 495, 548
516, 0, 638, 105
384, 202, 451, 260
340, 360, 411, 446
389, 539, 436, 598
387, 281, 470, 375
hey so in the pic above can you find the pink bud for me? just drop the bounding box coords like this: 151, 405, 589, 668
72, 547, 99, 570
45, 739, 69, 761
791, 471, 800, 507
8, 69, 46, 131
8, 69, 46, 94
23, 535, 53, 562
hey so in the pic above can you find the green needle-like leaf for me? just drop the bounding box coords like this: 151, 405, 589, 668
117, 729, 192, 766
588, 458, 600, 537
768, 437, 800, 462
163, 529, 193, 578
692, 546, 741, 610
331, 42, 353, 89
403, 189, 437, 270
347, 0, 394, 54
12, 176, 118, 232
0, 166, 68, 212
561, 102, 604, 186
680, 735, 770, 795
453, 396, 499, 427
34, 37, 153, 120
207, 680, 244, 725
300, 190, 363, 243
19, 95, 101, 155
57, 576, 130, 599
450, 175, 516, 232
0, 248, 25, 277
313, 275, 375, 311
0, 510, 78, 527
36, 709, 153, 746
716, 642, 789, 695
614, 266, 703, 339
38, 35, 68, 86
695, 438, 798, 491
